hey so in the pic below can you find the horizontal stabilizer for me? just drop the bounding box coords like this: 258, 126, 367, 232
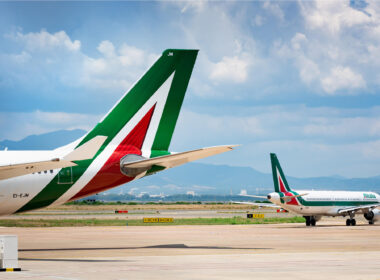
0, 160, 77, 180
122, 145, 237, 173
231, 201, 280, 208
239, 194, 268, 199
0, 136, 107, 180
281, 193, 308, 203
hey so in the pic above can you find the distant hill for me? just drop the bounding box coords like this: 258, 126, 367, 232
121, 162, 380, 195
0, 129, 86, 150
1, 129, 380, 195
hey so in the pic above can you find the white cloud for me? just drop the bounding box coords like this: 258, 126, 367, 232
3, 30, 158, 94
291, 33, 307, 51
209, 54, 251, 83
171, 105, 380, 153
298, 55, 321, 85
268, 1, 380, 95
321, 66, 366, 94
11, 29, 81, 52
8, 51, 31, 64
275, 29, 368, 95
81, 41, 158, 91
167, 2, 259, 93
301, 1, 372, 35
180, 1, 205, 13
97, 40, 115, 57
118, 44, 150, 66
262, 1, 285, 21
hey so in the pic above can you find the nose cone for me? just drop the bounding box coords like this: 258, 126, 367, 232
267, 192, 280, 204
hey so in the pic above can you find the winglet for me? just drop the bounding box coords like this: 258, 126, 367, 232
63, 136, 107, 162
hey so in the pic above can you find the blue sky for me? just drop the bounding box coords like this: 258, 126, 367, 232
2, 1, 380, 178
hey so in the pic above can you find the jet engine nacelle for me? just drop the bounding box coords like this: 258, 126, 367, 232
364, 209, 380, 222
120, 154, 150, 177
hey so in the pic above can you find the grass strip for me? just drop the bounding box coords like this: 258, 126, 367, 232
0, 217, 304, 227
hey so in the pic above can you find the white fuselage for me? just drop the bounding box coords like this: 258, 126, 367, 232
268, 190, 380, 217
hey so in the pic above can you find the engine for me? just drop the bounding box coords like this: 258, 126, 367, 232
120, 154, 150, 177
364, 209, 380, 223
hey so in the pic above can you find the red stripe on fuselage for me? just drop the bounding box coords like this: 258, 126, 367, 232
70, 105, 156, 200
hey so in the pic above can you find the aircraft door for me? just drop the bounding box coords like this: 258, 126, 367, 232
58, 167, 73, 184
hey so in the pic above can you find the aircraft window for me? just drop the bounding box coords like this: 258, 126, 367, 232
50, 170, 53, 174
38, 171, 41, 174
44, 170, 47, 174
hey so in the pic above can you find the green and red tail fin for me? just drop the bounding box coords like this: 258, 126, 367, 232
270, 153, 292, 193
78, 49, 198, 158
16, 49, 198, 213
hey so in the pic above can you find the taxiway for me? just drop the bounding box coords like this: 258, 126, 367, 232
0, 222, 379, 279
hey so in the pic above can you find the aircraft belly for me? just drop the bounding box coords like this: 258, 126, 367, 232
283, 205, 336, 216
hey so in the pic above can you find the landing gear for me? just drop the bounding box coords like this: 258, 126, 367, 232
346, 218, 356, 226
345, 211, 357, 226
369, 220, 374, 225
304, 216, 316, 226
305, 216, 311, 226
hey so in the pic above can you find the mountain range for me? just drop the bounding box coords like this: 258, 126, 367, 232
2, 129, 380, 195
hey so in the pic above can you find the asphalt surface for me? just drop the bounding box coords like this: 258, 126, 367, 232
0, 220, 379, 279
3, 209, 293, 220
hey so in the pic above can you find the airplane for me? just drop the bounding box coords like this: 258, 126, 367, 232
240, 153, 380, 226
0, 49, 236, 215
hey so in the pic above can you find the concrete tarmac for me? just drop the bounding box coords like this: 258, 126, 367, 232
0, 222, 380, 279
3, 209, 291, 220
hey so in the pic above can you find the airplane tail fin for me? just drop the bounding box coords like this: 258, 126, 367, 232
78, 49, 198, 159
15, 49, 199, 212
270, 153, 292, 193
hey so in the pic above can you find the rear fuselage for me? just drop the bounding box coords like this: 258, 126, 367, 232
0, 149, 124, 215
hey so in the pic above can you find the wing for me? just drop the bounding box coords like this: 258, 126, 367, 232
0, 136, 107, 180
337, 203, 380, 214
239, 194, 268, 199
122, 145, 237, 171
240, 193, 308, 200
231, 201, 280, 208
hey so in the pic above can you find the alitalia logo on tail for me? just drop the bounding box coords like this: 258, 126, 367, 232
17, 49, 199, 212
0, 49, 236, 216
271, 153, 300, 206
277, 168, 289, 193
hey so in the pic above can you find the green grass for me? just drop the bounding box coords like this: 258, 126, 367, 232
15, 211, 157, 216
0, 216, 305, 227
